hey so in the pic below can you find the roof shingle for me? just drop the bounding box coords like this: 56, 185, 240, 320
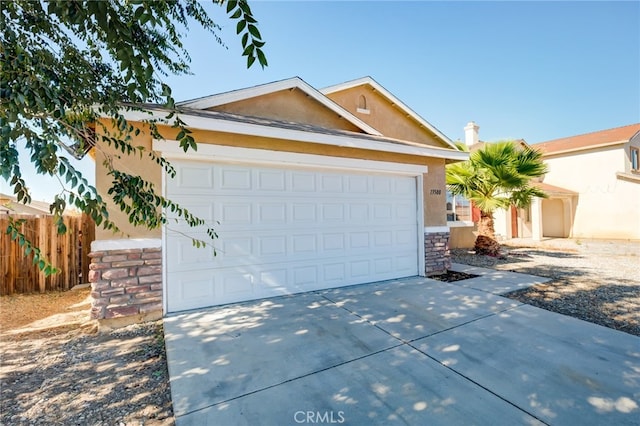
534, 123, 640, 156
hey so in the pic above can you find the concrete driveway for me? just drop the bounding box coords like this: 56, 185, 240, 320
164, 266, 640, 425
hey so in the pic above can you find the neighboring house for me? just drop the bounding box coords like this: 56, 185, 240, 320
0, 193, 52, 215
90, 76, 467, 323
451, 122, 640, 245
531, 123, 640, 240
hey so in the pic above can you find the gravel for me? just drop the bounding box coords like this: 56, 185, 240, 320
450, 239, 640, 336
1, 238, 637, 425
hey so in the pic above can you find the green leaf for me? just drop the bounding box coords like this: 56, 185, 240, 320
226, 0, 238, 13
247, 24, 261, 39
257, 49, 268, 67
236, 19, 247, 34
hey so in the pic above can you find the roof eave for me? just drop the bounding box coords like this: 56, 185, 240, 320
121, 108, 469, 162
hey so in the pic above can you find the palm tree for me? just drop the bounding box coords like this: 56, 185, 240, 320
446, 140, 548, 255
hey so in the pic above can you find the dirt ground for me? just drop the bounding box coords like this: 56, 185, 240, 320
0, 287, 174, 425
0, 286, 92, 334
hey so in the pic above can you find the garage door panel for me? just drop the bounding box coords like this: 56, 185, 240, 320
372, 176, 393, 193
165, 199, 215, 232
347, 175, 368, 192
257, 202, 287, 224
219, 167, 252, 190
320, 175, 343, 192
257, 169, 286, 191
292, 203, 317, 222
166, 161, 419, 312
167, 164, 214, 193
290, 172, 315, 191
258, 235, 287, 256
221, 271, 255, 297
221, 203, 252, 224
166, 271, 216, 312
166, 234, 217, 271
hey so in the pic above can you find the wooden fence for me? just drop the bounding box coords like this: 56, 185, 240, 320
0, 214, 95, 295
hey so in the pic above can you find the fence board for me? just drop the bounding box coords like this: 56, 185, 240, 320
0, 214, 95, 295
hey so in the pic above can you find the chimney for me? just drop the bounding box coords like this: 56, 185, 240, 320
464, 121, 479, 147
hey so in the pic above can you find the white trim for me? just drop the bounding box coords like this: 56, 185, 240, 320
154, 140, 430, 175
126, 109, 468, 161
176, 77, 382, 136
92, 238, 161, 252
161, 169, 168, 315
416, 176, 426, 277
321, 77, 458, 150
423, 226, 450, 233
356, 107, 370, 115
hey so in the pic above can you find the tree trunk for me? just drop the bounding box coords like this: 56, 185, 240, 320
477, 211, 495, 239
474, 211, 501, 256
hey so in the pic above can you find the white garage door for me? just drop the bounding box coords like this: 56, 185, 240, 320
165, 160, 419, 312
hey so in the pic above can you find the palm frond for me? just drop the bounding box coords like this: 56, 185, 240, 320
445, 139, 549, 215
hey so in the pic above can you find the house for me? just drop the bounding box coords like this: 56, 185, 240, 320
450, 122, 640, 246
89, 76, 468, 324
531, 123, 640, 240
0, 193, 52, 215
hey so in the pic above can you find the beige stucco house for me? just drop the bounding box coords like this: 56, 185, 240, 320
530, 123, 640, 240
89, 76, 467, 324
452, 123, 640, 246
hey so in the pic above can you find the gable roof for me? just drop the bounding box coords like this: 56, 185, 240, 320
321, 76, 457, 150
176, 77, 382, 137
535, 123, 640, 156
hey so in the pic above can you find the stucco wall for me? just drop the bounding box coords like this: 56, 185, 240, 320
422, 157, 448, 226
543, 145, 640, 239
449, 223, 476, 248
208, 89, 362, 133
325, 86, 448, 148
94, 120, 161, 240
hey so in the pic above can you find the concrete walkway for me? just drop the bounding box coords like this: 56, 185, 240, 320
164, 266, 640, 425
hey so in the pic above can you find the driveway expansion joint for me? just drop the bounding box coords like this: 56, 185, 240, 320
409, 338, 551, 426
176, 340, 407, 420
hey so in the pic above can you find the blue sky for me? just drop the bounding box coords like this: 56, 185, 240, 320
166, 0, 640, 143
4, 1, 639, 202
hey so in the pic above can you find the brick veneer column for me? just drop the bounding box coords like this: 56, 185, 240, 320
88, 247, 162, 320
424, 230, 451, 275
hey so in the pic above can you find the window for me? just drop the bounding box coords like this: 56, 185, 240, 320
631, 147, 639, 172
356, 95, 370, 114
446, 191, 472, 222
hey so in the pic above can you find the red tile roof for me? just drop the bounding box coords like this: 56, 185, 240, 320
534, 123, 640, 156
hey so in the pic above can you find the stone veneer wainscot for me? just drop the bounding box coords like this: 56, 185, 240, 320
424, 228, 451, 275
88, 239, 162, 321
